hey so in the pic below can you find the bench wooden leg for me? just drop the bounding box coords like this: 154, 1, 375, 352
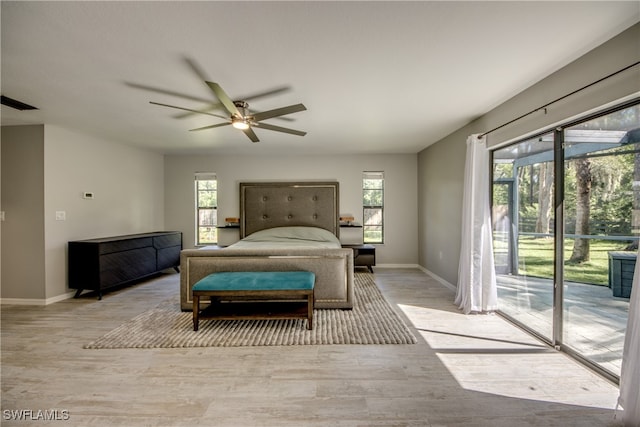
307, 292, 314, 330
192, 288, 314, 331
193, 294, 200, 331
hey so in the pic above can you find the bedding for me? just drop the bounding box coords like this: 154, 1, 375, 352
228, 226, 341, 250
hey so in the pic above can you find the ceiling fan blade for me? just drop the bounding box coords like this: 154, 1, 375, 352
242, 85, 291, 102
252, 104, 306, 122
206, 81, 242, 117
189, 122, 231, 132
126, 82, 211, 103
172, 85, 294, 119
150, 101, 228, 120
183, 57, 210, 82
172, 102, 225, 119
243, 127, 260, 143
253, 122, 306, 137
173, 104, 294, 122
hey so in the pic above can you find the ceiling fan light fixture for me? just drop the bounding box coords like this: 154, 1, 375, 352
231, 117, 250, 130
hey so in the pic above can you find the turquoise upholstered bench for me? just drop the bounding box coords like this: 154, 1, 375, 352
192, 271, 315, 331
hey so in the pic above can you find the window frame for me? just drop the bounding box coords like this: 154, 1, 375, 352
195, 173, 217, 246
362, 171, 384, 244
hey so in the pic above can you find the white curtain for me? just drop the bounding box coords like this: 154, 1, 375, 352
454, 134, 498, 314
618, 248, 640, 426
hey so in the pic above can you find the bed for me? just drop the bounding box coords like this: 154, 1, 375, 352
179, 181, 355, 311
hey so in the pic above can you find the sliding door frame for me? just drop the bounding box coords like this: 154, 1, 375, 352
492, 97, 640, 385
552, 127, 565, 349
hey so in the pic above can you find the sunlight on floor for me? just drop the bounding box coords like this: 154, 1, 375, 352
397, 303, 620, 409
497, 275, 627, 376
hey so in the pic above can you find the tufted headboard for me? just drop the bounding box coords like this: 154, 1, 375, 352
239, 181, 340, 239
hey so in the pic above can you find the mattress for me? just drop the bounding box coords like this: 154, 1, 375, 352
226, 226, 342, 250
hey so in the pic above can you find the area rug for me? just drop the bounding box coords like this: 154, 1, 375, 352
84, 272, 416, 348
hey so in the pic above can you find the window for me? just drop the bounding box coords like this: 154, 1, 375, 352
195, 173, 217, 245
363, 171, 384, 244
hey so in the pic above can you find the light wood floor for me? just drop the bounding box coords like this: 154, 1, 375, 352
1, 268, 623, 426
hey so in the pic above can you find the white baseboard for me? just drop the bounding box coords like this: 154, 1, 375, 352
417, 266, 457, 292
1, 291, 76, 306
375, 263, 421, 269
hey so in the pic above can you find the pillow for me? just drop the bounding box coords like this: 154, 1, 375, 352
243, 226, 339, 243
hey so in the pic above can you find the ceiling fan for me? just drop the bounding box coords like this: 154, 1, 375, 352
151, 81, 307, 143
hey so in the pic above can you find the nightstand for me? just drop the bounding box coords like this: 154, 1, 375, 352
342, 244, 376, 273
216, 225, 240, 246
340, 222, 363, 245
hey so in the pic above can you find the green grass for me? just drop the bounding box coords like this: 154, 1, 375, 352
198, 227, 217, 245
515, 236, 630, 286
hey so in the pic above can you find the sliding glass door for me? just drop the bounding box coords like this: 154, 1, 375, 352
561, 105, 639, 376
491, 100, 639, 379
492, 133, 555, 342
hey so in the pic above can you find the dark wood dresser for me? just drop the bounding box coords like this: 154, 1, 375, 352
68, 231, 182, 299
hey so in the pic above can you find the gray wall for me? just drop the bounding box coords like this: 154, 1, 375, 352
1, 125, 46, 299
43, 125, 165, 300
0, 124, 165, 302
164, 153, 418, 266
418, 23, 640, 286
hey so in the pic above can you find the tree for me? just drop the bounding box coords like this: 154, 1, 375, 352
628, 148, 640, 250
569, 158, 592, 263
536, 162, 553, 235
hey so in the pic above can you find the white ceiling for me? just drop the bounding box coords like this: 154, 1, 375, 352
2, 1, 638, 156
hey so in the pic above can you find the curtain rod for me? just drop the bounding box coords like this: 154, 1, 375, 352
479, 60, 640, 138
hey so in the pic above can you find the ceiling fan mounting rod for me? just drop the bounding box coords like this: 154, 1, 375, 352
233, 100, 249, 115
